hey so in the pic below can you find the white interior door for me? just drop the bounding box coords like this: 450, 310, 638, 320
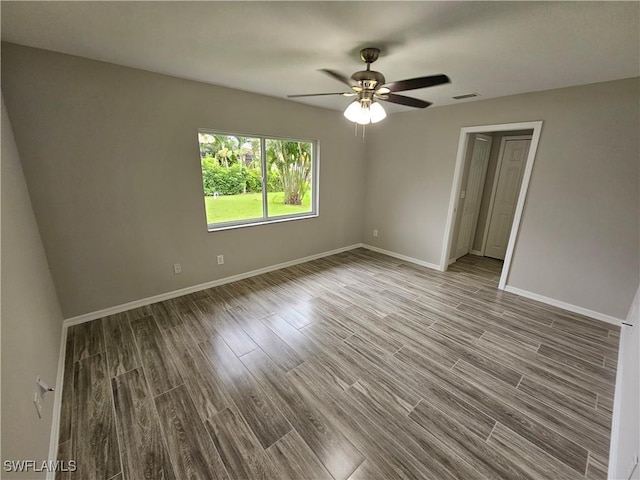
484, 137, 531, 260
454, 134, 493, 259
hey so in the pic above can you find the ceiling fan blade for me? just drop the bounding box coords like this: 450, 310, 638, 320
381, 93, 432, 108
287, 92, 355, 98
381, 74, 450, 93
320, 69, 357, 87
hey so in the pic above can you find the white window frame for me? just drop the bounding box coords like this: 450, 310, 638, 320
198, 129, 319, 232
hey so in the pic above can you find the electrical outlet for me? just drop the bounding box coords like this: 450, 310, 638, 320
217, 255, 224, 265
173, 263, 182, 274
373, 229, 378, 237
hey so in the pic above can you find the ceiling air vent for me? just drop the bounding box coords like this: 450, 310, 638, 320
452, 93, 479, 100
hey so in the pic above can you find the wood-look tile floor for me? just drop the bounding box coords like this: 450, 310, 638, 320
56, 249, 619, 480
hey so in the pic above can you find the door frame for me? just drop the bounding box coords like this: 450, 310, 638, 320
440, 121, 543, 290
479, 134, 533, 257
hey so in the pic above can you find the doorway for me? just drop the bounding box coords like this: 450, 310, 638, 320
441, 121, 543, 290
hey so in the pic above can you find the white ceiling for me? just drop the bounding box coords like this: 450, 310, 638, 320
2, 1, 638, 114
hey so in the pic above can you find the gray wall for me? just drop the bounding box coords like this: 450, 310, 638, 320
1, 96, 64, 477
364, 78, 639, 319
1, 43, 366, 318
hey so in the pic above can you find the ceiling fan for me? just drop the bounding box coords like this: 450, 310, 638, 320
288, 47, 450, 125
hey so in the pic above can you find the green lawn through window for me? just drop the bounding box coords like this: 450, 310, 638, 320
204, 192, 312, 225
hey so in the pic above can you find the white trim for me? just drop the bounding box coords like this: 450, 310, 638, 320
469, 250, 483, 256
440, 121, 544, 292
207, 213, 318, 233
64, 243, 363, 327
608, 286, 639, 479
362, 244, 440, 271
503, 285, 623, 326
46, 325, 69, 480
608, 331, 625, 479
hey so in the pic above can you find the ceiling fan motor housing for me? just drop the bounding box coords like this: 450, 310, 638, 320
352, 48, 385, 90
351, 70, 386, 90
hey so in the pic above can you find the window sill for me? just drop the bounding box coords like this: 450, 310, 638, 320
207, 213, 318, 232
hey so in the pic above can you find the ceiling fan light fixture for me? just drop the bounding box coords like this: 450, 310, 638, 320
344, 99, 386, 125
344, 100, 371, 125
369, 101, 387, 123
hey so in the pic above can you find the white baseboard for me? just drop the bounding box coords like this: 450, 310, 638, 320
63, 243, 363, 327
361, 244, 441, 271
470, 250, 483, 256
504, 285, 623, 326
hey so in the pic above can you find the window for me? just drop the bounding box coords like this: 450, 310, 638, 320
198, 130, 317, 230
